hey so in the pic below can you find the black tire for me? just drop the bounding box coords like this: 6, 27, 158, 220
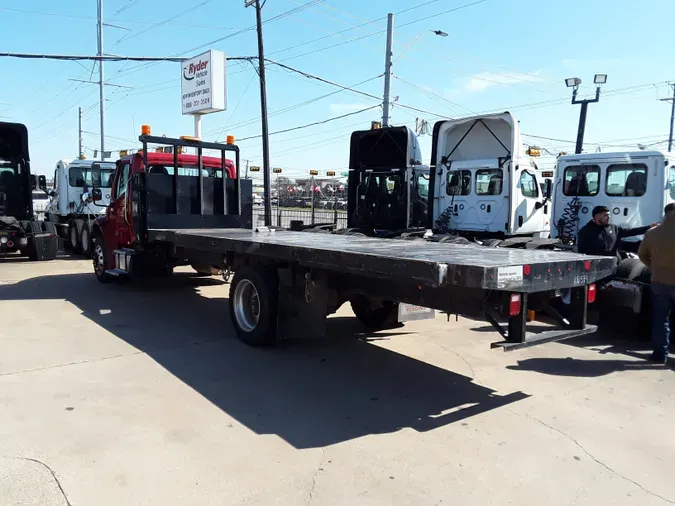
615, 257, 651, 283
92, 234, 112, 283
481, 238, 503, 248
228, 266, 279, 346
80, 222, 92, 258
350, 296, 400, 330
69, 219, 83, 253
25, 221, 43, 261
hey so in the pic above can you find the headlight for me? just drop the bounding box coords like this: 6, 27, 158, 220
0, 237, 7, 244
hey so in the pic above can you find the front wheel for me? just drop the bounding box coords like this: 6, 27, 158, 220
92, 234, 112, 283
228, 266, 279, 346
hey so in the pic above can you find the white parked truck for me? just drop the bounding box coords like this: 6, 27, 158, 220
429, 112, 553, 243
44, 159, 114, 257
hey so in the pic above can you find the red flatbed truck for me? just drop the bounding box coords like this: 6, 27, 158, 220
91, 129, 614, 350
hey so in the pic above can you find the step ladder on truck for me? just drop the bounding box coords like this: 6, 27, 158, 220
90, 125, 614, 351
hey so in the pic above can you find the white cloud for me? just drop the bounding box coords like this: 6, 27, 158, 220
462, 70, 546, 93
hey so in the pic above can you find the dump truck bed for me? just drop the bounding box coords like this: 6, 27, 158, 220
149, 228, 615, 293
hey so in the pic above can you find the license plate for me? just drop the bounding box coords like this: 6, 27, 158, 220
398, 303, 435, 322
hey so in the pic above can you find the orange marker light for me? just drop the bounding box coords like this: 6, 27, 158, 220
141, 124, 151, 135
226, 135, 235, 145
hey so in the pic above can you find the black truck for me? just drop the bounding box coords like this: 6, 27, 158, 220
0, 122, 58, 261
90, 131, 613, 351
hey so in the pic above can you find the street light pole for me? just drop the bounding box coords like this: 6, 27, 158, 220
566, 74, 606, 154
246, 0, 272, 226
572, 87, 600, 155
97, 0, 105, 160
382, 13, 394, 127
659, 83, 675, 152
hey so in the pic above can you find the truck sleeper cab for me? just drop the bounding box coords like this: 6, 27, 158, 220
430, 112, 552, 241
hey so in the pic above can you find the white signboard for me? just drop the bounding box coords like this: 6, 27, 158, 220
181, 50, 227, 115
497, 265, 523, 288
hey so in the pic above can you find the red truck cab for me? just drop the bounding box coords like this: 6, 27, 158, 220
92, 132, 241, 280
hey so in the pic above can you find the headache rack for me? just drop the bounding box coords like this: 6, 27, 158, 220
133, 134, 253, 237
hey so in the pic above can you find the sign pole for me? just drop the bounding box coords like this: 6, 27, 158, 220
194, 114, 202, 139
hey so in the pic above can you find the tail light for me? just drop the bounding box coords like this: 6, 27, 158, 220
509, 294, 522, 316
523, 264, 531, 276
6, 241, 13, 248
584, 260, 592, 271
588, 283, 597, 303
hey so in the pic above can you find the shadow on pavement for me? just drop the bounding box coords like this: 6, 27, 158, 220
0, 272, 529, 449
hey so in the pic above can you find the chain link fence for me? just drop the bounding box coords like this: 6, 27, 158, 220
253, 205, 348, 229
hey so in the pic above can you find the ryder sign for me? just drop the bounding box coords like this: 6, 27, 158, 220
181, 50, 226, 115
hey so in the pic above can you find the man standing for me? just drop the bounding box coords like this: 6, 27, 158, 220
577, 206, 655, 262
638, 203, 675, 365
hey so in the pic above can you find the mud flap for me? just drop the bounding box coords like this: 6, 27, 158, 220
276, 268, 329, 340
397, 303, 435, 322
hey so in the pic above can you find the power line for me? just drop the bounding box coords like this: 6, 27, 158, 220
238, 105, 380, 141
0, 52, 253, 62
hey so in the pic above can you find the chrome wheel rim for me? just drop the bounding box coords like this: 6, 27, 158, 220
233, 279, 260, 332
93, 243, 105, 275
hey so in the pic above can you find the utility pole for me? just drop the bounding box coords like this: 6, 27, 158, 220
659, 83, 675, 152
246, 0, 272, 226
571, 87, 599, 154
382, 13, 394, 127
97, 0, 106, 160
78, 107, 83, 159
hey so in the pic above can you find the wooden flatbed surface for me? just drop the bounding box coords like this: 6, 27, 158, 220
149, 228, 616, 292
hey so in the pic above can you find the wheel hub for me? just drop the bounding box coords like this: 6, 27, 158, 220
93, 244, 105, 275
233, 279, 260, 332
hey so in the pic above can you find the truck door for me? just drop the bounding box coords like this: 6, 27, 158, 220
552, 164, 601, 241
511, 167, 550, 237
107, 160, 132, 249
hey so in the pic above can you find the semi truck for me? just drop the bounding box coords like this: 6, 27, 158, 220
43, 159, 115, 257
551, 149, 675, 323
90, 127, 613, 350
0, 121, 59, 261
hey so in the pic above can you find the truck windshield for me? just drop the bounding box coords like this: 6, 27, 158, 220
562, 165, 600, 196
69, 165, 115, 188
417, 174, 429, 198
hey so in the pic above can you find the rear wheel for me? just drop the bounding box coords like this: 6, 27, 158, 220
92, 234, 112, 283
69, 219, 83, 253
350, 296, 400, 330
228, 266, 279, 346
80, 222, 92, 258
24, 221, 43, 261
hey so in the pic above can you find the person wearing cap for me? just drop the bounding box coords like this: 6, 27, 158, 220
638, 203, 675, 365
577, 205, 657, 262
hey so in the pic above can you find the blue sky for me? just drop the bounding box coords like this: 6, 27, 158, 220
1, 0, 674, 177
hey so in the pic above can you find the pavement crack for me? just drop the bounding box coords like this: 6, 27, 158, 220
517, 410, 675, 505
306, 448, 326, 506
420, 337, 476, 379
9, 456, 72, 506
0, 338, 222, 378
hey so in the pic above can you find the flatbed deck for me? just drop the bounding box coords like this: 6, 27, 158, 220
149, 228, 615, 292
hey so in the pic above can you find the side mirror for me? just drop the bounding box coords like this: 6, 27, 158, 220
544, 179, 553, 199
91, 188, 103, 202
30, 174, 38, 190
38, 175, 47, 192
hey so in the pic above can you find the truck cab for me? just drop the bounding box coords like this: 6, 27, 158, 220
552, 150, 675, 245
346, 125, 429, 234
429, 112, 552, 239
92, 129, 249, 280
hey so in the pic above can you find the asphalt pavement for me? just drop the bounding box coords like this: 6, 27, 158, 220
0, 255, 673, 506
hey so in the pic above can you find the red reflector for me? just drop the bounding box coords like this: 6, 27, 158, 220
523, 264, 531, 276
509, 294, 522, 316
588, 283, 597, 303
584, 261, 592, 271
7, 241, 13, 248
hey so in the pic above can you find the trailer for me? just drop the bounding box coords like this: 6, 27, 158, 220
90, 129, 613, 350
0, 121, 59, 261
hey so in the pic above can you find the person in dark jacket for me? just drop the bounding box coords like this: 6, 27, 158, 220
577, 206, 657, 261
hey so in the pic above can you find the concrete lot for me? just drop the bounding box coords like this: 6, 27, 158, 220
0, 256, 673, 506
